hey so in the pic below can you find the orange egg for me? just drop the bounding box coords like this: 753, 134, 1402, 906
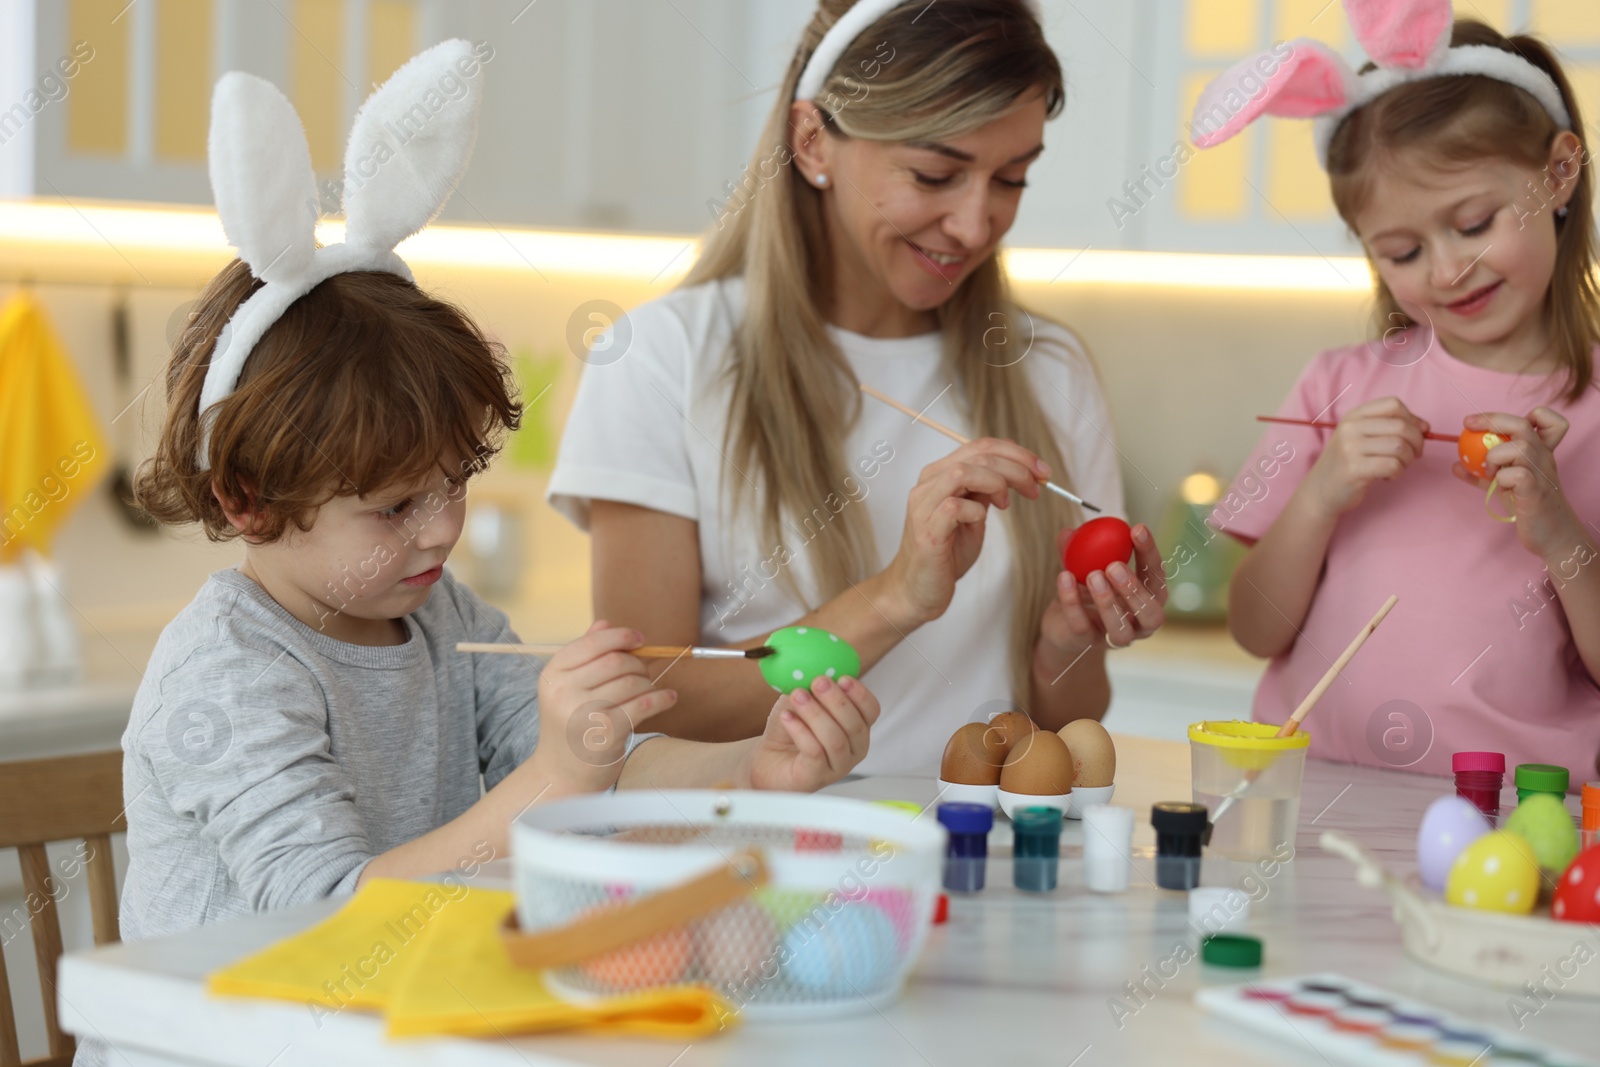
578, 902, 692, 990
1458, 429, 1505, 480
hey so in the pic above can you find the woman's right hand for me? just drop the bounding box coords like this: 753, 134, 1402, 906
878, 437, 1049, 626
1302, 396, 1429, 518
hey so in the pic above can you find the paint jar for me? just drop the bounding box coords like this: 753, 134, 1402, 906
1082, 804, 1135, 893
1452, 751, 1505, 822
1582, 782, 1600, 851
1188, 886, 1251, 935
1012, 806, 1063, 893
937, 802, 992, 894
1152, 801, 1209, 890
1514, 763, 1569, 805
1188, 721, 1308, 860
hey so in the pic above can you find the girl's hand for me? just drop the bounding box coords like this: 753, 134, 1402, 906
1038, 522, 1167, 656
527, 620, 677, 793
741, 676, 880, 791
879, 437, 1048, 627
1454, 409, 1588, 560
1303, 396, 1429, 517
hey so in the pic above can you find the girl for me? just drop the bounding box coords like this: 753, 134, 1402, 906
1197, 4, 1600, 784
548, 0, 1168, 771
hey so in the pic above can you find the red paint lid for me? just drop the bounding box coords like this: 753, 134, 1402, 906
1452, 751, 1505, 773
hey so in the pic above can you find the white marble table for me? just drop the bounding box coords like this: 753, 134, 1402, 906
58, 737, 1599, 1066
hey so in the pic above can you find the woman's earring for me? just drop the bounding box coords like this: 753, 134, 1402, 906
815, 173, 829, 188
1557, 205, 1570, 220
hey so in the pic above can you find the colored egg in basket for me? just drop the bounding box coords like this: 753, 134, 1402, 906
781, 902, 899, 993
693, 899, 780, 986
577, 901, 693, 991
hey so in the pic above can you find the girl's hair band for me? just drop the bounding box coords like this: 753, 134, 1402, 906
1189, 0, 1570, 168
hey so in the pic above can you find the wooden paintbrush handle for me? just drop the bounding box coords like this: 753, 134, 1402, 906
457, 642, 694, 659
1279, 595, 1398, 737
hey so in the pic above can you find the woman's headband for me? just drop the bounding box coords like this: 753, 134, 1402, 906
795, 0, 1043, 104
197, 39, 484, 468
1189, 0, 1570, 169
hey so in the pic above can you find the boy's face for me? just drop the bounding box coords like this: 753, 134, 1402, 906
240, 467, 469, 645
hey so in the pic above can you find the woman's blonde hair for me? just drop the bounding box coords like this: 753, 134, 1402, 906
685, 0, 1078, 703
1328, 20, 1598, 400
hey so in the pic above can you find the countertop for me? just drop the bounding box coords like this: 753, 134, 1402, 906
56, 736, 1599, 1067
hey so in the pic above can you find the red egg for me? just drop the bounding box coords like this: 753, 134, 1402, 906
1062, 517, 1134, 584
1458, 429, 1505, 480
1552, 844, 1600, 924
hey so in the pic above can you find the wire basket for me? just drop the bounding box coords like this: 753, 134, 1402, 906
508, 790, 945, 1020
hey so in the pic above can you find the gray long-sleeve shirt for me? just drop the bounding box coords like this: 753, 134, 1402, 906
116, 566, 538, 944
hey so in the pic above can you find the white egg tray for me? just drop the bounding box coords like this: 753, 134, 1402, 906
1321, 830, 1600, 998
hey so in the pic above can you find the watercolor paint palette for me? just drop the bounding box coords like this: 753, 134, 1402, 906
1195, 973, 1597, 1067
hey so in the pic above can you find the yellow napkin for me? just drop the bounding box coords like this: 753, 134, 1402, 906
208, 879, 733, 1040
0, 292, 108, 562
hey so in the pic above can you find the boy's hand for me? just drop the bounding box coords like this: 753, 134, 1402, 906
1454, 409, 1590, 561
527, 620, 678, 793
1304, 396, 1429, 517
740, 676, 880, 792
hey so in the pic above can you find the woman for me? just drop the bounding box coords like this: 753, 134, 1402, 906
549, 0, 1166, 774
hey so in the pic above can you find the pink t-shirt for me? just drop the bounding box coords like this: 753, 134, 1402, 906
1208, 329, 1600, 787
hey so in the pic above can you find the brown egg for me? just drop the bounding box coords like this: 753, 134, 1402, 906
988, 710, 1036, 753
940, 722, 1006, 784
999, 730, 1075, 795
1058, 719, 1116, 788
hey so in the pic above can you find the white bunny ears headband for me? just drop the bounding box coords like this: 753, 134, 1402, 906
1190, 0, 1570, 168
197, 39, 483, 467
795, 0, 1043, 103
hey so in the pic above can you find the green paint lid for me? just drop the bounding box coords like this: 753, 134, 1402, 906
1513, 763, 1569, 793
1201, 933, 1263, 968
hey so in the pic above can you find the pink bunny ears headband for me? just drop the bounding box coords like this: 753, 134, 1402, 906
197, 39, 484, 468
1190, 0, 1570, 168
795, 0, 1042, 103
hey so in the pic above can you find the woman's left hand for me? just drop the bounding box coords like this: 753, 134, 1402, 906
1038, 522, 1167, 657
1454, 409, 1588, 561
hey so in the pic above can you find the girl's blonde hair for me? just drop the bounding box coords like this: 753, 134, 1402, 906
1328, 19, 1598, 400
685, 0, 1079, 703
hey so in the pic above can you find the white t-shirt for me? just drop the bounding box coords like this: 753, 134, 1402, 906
548, 277, 1126, 775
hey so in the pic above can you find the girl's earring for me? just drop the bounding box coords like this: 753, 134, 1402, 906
815, 173, 829, 188
1557, 205, 1570, 220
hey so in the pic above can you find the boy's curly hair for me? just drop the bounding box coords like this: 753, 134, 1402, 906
135, 260, 521, 541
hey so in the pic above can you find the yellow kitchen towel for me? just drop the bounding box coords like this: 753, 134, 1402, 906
207, 878, 733, 1040
0, 292, 108, 562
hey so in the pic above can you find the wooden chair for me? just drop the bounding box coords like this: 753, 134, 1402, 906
0, 752, 125, 1067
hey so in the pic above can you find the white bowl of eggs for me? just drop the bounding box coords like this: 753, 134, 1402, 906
1322, 796, 1600, 998
938, 713, 1116, 820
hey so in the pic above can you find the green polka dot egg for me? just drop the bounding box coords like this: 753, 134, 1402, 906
1445, 829, 1541, 915
759, 626, 861, 693
1503, 794, 1580, 875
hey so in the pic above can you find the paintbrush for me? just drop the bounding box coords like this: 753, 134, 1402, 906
1210, 594, 1399, 825
861, 384, 1102, 512
1257, 415, 1458, 443
457, 642, 774, 660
